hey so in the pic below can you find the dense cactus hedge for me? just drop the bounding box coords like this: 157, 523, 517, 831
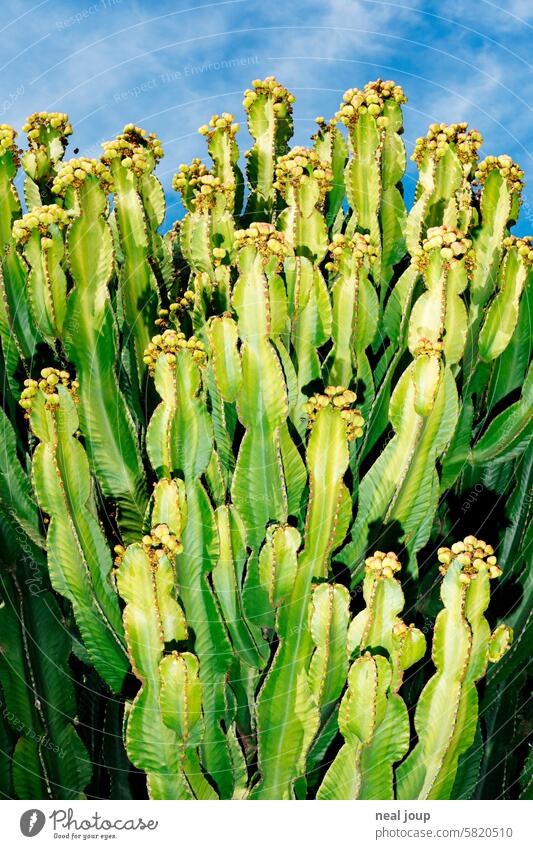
0, 77, 531, 800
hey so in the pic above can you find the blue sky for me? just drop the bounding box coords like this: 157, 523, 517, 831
2, 0, 532, 232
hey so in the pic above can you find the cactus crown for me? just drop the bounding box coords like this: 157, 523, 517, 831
52, 157, 112, 195
412, 225, 472, 270
304, 386, 364, 441
155, 291, 196, 328
243, 76, 295, 111
475, 155, 524, 194
311, 116, 338, 138
12, 204, 74, 244
173, 163, 232, 211
274, 146, 332, 197
412, 122, 483, 167
143, 328, 206, 375
172, 158, 209, 195
142, 523, 184, 557
364, 550, 402, 580
504, 234, 533, 264
326, 232, 377, 272
19, 367, 78, 415
22, 111, 72, 145
198, 112, 240, 139
336, 79, 406, 126
0, 124, 21, 165
234, 222, 289, 267
414, 338, 444, 358
437, 535, 502, 580
101, 124, 163, 174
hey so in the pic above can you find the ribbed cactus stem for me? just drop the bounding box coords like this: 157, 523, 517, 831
407, 122, 482, 255
102, 125, 163, 385
312, 117, 348, 228
21, 112, 72, 206
116, 523, 196, 799
338, 80, 408, 297
53, 160, 148, 539
13, 204, 73, 344
478, 236, 533, 361
326, 232, 378, 387
317, 652, 410, 799
24, 371, 129, 691
200, 113, 243, 215
243, 76, 295, 221
396, 538, 511, 800
0, 125, 39, 371
470, 155, 524, 308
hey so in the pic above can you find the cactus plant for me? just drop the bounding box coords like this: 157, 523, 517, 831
0, 77, 529, 801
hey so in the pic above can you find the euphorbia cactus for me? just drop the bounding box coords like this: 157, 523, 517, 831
0, 76, 528, 802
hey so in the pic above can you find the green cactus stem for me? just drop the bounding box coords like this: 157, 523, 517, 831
101, 124, 163, 388
243, 76, 295, 221
23, 369, 129, 691
21, 112, 72, 206
13, 204, 73, 345
397, 537, 511, 799
52, 158, 148, 539
0, 125, 40, 378
337, 80, 408, 299
407, 122, 482, 255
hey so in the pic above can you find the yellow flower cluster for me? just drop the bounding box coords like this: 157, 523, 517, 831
12, 204, 74, 245
169, 290, 195, 312
0, 124, 21, 165
364, 550, 402, 580
52, 157, 113, 196
325, 232, 378, 272
274, 146, 332, 199
412, 225, 472, 270
143, 329, 206, 375
414, 337, 444, 358
198, 113, 240, 139
101, 124, 163, 175
304, 386, 364, 441
243, 76, 295, 111
172, 159, 209, 195
475, 155, 523, 194
142, 523, 183, 556
173, 166, 232, 211
22, 112, 72, 144
437, 535, 502, 582
234, 221, 289, 268
504, 235, 533, 265
412, 122, 483, 167
19, 368, 79, 416
336, 79, 406, 126
155, 291, 195, 328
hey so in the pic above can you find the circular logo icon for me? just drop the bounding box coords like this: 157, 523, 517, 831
20, 809, 46, 837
